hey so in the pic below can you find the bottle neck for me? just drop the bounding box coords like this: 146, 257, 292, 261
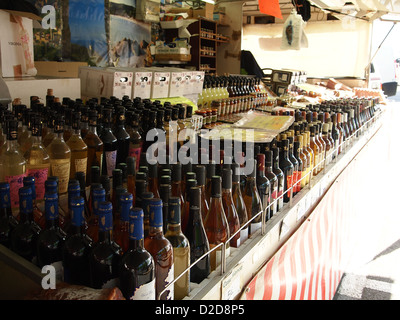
88, 125, 98, 136
98, 229, 113, 243
6, 139, 19, 151
129, 238, 144, 250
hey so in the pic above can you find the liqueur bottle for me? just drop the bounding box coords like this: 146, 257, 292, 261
0, 182, 18, 248
231, 163, 248, 244
114, 192, 133, 253
321, 123, 334, 165
171, 162, 184, 212
67, 112, 88, 180
47, 117, 71, 194
142, 191, 154, 238
86, 187, 106, 243
293, 140, 304, 193
100, 108, 118, 177
36, 192, 66, 272
271, 147, 284, 211
255, 154, 271, 221
278, 140, 294, 203
88, 201, 122, 289
119, 207, 155, 300
308, 126, 320, 176
22, 176, 45, 229
296, 135, 309, 189
0, 119, 27, 209
114, 107, 130, 166
62, 196, 93, 286
165, 197, 190, 300
194, 165, 209, 221
243, 160, 263, 235
264, 151, 278, 218
126, 112, 142, 172
24, 117, 50, 202
203, 176, 230, 272
287, 137, 299, 196
144, 198, 174, 300
184, 187, 210, 284
83, 110, 104, 186
126, 157, 136, 197
10, 187, 41, 262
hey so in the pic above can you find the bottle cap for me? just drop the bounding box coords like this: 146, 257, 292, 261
126, 157, 136, 176
70, 196, 85, 226
112, 169, 123, 189
211, 176, 222, 198
194, 165, 206, 186
222, 168, 232, 189
160, 175, 171, 185
149, 198, 163, 228
148, 163, 157, 179
90, 166, 100, 184
186, 172, 196, 182
44, 192, 59, 220
231, 163, 240, 183
129, 208, 144, 240
171, 162, 182, 182
117, 163, 127, 180
98, 201, 113, 231
100, 175, 110, 193
45, 179, 58, 194
168, 196, 181, 224
190, 186, 201, 208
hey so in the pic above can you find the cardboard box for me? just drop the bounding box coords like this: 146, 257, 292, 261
110, 67, 153, 99
35, 61, 88, 78
164, 68, 186, 98
213, 13, 227, 25
79, 66, 133, 100
190, 71, 205, 94
193, 3, 214, 20
149, 67, 171, 99
0, 10, 39, 78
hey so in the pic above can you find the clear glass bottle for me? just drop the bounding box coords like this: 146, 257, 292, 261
47, 116, 71, 194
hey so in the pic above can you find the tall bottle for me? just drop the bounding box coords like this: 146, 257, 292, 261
10, 187, 41, 262
256, 154, 271, 221
84, 110, 104, 186
62, 196, 93, 286
194, 165, 209, 221
119, 207, 155, 300
321, 123, 334, 165
0, 119, 27, 209
279, 139, 294, 203
308, 126, 320, 176
203, 176, 230, 271
67, 112, 88, 180
114, 192, 133, 253
293, 140, 304, 193
23, 176, 45, 230
114, 106, 130, 166
264, 151, 278, 217
89, 201, 122, 289
271, 147, 284, 211
126, 112, 142, 171
243, 160, 263, 235
24, 117, 50, 202
86, 187, 106, 243
164, 197, 190, 300
184, 187, 210, 284
221, 168, 241, 248
36, 192, 66, 273
100, 108, 118, 177
287, 136, 299, 195
144, 198, 174, 300
0, 182, 18, 248
296, 135, 309, 189
47, 116, 71, 194
231, 163, 248, 244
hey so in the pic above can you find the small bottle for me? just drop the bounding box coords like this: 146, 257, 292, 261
47, 116, 71, 194
114, 192, 133, 253
231, 163, 248, 244
119, 207, 155, 300
0, 182, 18, 248
10, 187, 41, 262
36, 192, 66, 271
89, 201, 122, 289
203, 176, 230, 272
144, 198, 174, 300
100, 108, 117, 177
184, 187, 210, 284
67, 112, 88, 180
62, 196, 93, 286
165, 197, 190, 300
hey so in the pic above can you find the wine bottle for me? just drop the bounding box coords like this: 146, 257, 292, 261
10, 187, 41, 262
36, 192, 66, 274
308, 126, 320, 176
62, 196, 93, 286
204, 176, 230, 272
126, 157, 136, 197
279, 140, 294, 203
114, 106, 130, 166
165, 197, 190, 300
114, 192, 133, 253
100, 108, 117, 177
22, 176, 45, 229
0, 182, 18, 248
144, 198, 174, 300
264, 151, 278, 217
87, 187, 106, 243
83, 110, 104, 186
171, 162, 184, 212
67, 112, 88, 180
89, 201, 122, 289
184, 187, 210, 284
287, 136, 299, 196
293, 140, 304, 193
47, 116, 71, 194
142, 191, 154, 238
256, 154, 271, 221
231, 163, 248, 244
119, 207, 155, 300
126, 112, 142, 172
0, 119, 27, 209
194, 165, 209, 221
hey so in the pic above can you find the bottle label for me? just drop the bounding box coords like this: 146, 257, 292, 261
128, 147, 141, 171
50, 160, 70, 194
5, 173, 27, 208
130, 278, 156, 300
163, 263, 174, 300
270, 189, 277, 215
286, 175, 293, 197
74, 158, 87, 176
27, 168, 49, 201
105, 151, 117, 176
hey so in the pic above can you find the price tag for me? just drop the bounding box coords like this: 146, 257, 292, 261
221, 263, 243, 300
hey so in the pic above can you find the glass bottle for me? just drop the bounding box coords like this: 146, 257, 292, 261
67, 112, 88, 180
148, 163, 159, 199
203, 176, 230, 272
0, 119, 27, 210
221, 168, 241, 248
144, 198, 174, 300
23, 176, 45, 230
119, 207, 155, 300
171, 162, 184, 212
293, 140, 304, 193
87, 187, 106, 243
243, 160, 263, 236
100, 108, 118, 177
47, 116, 71, 194
308, 126, 320, 176
24, 117, 50, 202
321, 123, 334, 165
264, 151, 278, 218
80, 106, 90, 140
62, 196, 93, 286
89, 201, 122, 289
42, 111, 56, 148
84, 109, 104, 186
142, 191, 154, 238
255, 154, 271, 221
296, 135, 309, 189
287, 136, 299, 196
126, 112, 142, 172
165, 197, 190, 300
114, 106, 130, 166
279, 139, 294, 203
184, 187, 210, 284
114, 192, 133, 253
271, 147, 284, 211
231, 163, 248, 244
126, 157, 136, 197
36, 192, 66, 272
181, 178, 197, 234
302, 132, 313, 185
194, 164, 209, 221
0, 182, 18, 248
10, 187, 41, 262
